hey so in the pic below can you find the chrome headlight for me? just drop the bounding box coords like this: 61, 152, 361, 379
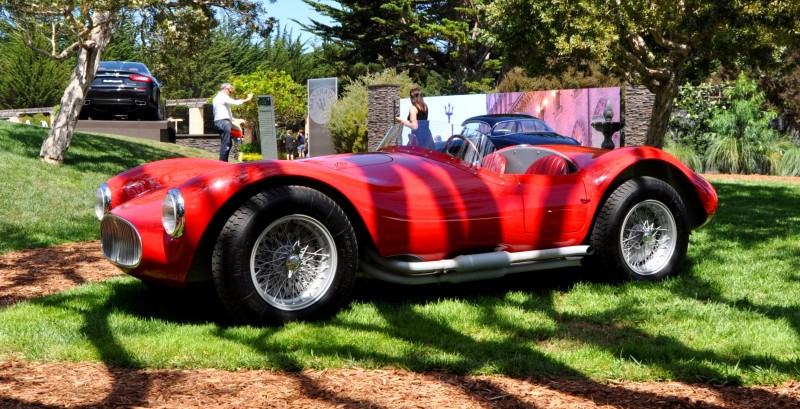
162, 189, 185, 238
94, 183, 112, 221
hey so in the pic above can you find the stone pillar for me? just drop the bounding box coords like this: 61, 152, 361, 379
622, 85, 655, 147
367, 84, 400, 151
189, 107, 204, 135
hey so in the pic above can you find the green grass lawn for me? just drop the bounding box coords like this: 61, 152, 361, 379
0, 121, 214, 253
0, 121, 798, 386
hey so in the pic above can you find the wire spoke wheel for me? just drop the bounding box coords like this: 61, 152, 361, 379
589, 177, 688, 281
619, 200, 677, 275
251, 214, 337, 311
213, 186, 358, 325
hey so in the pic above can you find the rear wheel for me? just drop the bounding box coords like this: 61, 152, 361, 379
212, 186, 358, 325
589, 177, 689, 281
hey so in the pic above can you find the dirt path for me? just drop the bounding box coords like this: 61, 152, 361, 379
2, 241, 799, 407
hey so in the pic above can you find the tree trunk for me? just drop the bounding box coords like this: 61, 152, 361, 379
39, 12, 113, 165
644, 64, 685, 148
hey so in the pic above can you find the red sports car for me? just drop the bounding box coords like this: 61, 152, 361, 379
96, 121, 717, 325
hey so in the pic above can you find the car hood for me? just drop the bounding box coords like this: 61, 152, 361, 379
304, 152, 394, 170
105, 158, 231, 208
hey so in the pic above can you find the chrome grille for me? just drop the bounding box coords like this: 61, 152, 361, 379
101, 216, 143, 268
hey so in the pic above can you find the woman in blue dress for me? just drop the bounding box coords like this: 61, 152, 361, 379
395, 88, 433, 149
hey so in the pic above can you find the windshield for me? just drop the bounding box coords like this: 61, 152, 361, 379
461, 118, 555, 136
493, 118, 554, 134
98, 61, 151, 75
377, 120, 497, 166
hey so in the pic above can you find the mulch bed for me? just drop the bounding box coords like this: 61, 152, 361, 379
702, 173, 800, 184
1, 357, 799, 408
1, 173, 799, 408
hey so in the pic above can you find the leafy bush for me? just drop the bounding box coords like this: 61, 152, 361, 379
669, 81, 723, 155
703, 74, 780, 174
229, 69, 306, 135
239, 152, 262, 162
18, 113, 51, 127
238, 142, 260, 154
328, 69, 415, 153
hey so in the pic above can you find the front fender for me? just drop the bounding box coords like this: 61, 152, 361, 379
107, 159, 369, 285
106, 158, 230, 208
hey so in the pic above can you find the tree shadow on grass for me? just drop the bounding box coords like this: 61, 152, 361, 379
6, 257, 799, 407
673, 181, 800, 337
698, 181, 800, 271
3, 175, 799, 406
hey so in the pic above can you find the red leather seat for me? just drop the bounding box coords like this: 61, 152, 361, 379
481, 153, 507, 174
525, 155, 569, 176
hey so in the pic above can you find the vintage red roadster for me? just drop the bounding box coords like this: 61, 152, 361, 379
96, 121, 718, 325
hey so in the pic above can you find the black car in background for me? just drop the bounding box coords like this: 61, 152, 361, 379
460, 114, 580, 149
80, 61, 164, 120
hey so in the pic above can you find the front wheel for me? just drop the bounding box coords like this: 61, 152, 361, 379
212, 186, 358, 325
588, 177, 689, 281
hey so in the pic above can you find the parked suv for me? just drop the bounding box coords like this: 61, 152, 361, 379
80, 61, 165, 121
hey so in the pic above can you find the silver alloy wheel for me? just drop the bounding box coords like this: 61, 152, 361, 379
619, 200, 677, 275
250, 214, 337, 311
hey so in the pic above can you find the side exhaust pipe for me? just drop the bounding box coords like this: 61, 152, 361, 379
360, 245, 592, 285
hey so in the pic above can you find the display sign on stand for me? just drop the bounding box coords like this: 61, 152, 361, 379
257, 95, 278, 160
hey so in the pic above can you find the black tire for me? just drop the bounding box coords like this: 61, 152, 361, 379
588, 177, 689, 281
151, 105, 163, 121
212, 186, 358, 325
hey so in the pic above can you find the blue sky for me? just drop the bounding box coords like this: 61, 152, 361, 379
266, 0, 335, 45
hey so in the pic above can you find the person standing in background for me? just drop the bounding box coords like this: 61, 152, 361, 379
395, 87, 433, 149
296, 130, 306, 159
284, 129, 295, 160
212, 83, 253, 161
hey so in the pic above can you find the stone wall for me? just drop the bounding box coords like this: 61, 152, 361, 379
622, 85, 655, 147
367, 84, 400, 151
176, 136, 239, 161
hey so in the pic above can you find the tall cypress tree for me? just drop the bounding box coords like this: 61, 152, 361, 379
0, 33, 72, 109
301, 0, 499, 94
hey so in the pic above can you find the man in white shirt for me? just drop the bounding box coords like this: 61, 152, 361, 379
212, 83, 253, 161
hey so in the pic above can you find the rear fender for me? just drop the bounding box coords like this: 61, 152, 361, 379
582, 157, 714, 237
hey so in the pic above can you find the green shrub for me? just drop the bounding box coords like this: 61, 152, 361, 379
238, 142, 259, 154
229, 69, 306, 135
18, 114, 50, 127
669, 81, 723, 155
239, 152, 262, 162
703, 73, 779, 174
